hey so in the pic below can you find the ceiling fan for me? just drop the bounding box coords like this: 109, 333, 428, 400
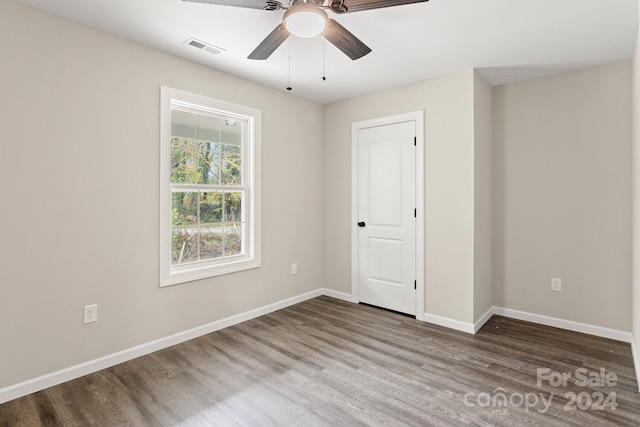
183, 0, 430, 60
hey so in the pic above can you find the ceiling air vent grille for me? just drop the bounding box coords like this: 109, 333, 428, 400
184, 38, 225, 55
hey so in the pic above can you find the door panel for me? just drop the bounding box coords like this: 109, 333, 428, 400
368, 138, 403, 226
368, 238, 403, 285
357, 120, 416, 315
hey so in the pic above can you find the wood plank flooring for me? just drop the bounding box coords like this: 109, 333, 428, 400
1, 296, 639, 426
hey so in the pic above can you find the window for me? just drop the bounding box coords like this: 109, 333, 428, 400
160, 87, 260, 286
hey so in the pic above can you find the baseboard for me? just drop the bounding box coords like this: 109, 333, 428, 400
421, 306, 633, 343
493, 307, 632, 343
423, 309, 493, 335
321, 288, 356, 303
631, 336, 640, 393
474, 306, 494, 333
0, 288, 327, 405
423, 312, 475, 334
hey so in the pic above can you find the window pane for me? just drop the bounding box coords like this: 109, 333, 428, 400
197, 115, 220, 143
223, 192, 242, 223
221, 144, 242, 185
172, 191, 198, 225
171, 110, 195, 139
200, 142, 221, 185
172, 229, 198, 265
172, 191, 198, 264
200, 192, 222, 225
223, 192, 243, 256
170, 138, 199, 184
221, 120, 242, 145
224, 228, 242, 256
200, 229, 222, 261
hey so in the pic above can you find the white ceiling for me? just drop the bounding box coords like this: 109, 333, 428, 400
16, 0, 639, 104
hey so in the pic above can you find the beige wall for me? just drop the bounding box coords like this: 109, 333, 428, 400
0, 1, 325, 389
493, 61, 633, 331
324, 70, 483, 323
473, 72, 494, 320
632, 2, 640, 361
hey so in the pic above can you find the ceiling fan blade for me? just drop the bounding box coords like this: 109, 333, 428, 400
248, 23, 290, 60
324, 19, 371, 60
330, 0, 428, 13
182, 0, 273, 11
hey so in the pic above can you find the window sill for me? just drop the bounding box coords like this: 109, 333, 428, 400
160, 258, 261, 287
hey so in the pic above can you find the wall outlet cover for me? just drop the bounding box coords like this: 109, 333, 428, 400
84, 304, 98, 324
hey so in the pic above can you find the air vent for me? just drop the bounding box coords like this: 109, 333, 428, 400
184, 38, 226, 55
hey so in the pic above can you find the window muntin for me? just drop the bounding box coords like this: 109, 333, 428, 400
160, 87, 260, 286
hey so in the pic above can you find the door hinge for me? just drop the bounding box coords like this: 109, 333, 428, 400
414, 137, 417, 146
414, 208, 417, 218
414, 280, 417, 290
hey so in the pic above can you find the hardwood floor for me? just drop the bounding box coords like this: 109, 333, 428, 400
1, 296, 639, 426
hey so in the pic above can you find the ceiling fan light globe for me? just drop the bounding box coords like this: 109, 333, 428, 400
284, 7, 327, 38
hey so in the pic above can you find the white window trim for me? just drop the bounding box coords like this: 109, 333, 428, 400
160, 86, 261, 287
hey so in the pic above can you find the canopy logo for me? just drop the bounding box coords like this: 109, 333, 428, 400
463, 388, 553, 415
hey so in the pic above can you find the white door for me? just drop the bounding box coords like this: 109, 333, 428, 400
357, 120, 416, 315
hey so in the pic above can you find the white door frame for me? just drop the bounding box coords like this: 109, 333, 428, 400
351, 111, 425, 321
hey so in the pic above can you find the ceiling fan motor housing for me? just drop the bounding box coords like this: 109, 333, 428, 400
290, 0, 325, 7
283, 3, 329, 38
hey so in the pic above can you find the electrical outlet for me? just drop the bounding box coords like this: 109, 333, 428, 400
291, 263, 297, 275
551, 278, 562, 292
83, 304, 98, 324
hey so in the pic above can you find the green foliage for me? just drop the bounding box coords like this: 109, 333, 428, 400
170, 137, 244, 265
170, 138, 241, 185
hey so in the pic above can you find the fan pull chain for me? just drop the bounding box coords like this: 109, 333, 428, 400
322, 28, 327, 81
286, 38, 292, 91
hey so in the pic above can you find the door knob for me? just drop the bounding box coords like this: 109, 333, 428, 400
357, 221, 366, 227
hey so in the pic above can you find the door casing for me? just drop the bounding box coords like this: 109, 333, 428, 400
351, 111, 425, 320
